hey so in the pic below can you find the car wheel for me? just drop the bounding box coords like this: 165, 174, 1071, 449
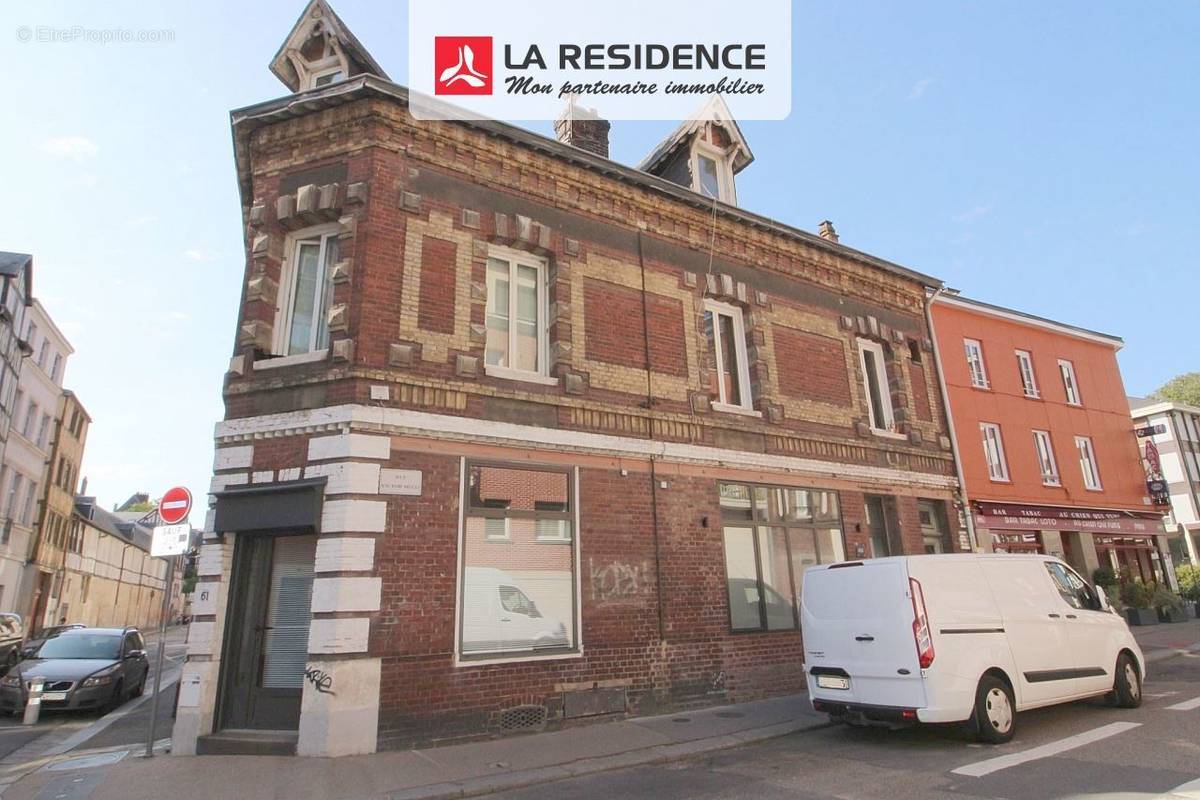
1111, 653, 1142, 709
970, 675, 1016, 744
133, 674, 146, 697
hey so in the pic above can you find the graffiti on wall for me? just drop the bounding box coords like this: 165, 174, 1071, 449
304, 666, 335, 695
589, 558, 652, 603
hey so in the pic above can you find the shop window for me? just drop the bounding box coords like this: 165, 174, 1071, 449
460, 463, 576, 658
964, 339, 989, 389
484, 247, 548, 382
703, 300, 753, 413
992, 532, 1043, 554
980, 422, 1009, 482
1075, 436, 1102, 490
1015, 350, 1039, 397
1032, 430, 1060, 486
719, 482, 843, 632
277, 225, 339, 357
1058, 359, 1082, 405
858, 339, 896, 433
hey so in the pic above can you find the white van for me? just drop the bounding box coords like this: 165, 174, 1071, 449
801, 554, 1144, 743
460, 567, 569, 655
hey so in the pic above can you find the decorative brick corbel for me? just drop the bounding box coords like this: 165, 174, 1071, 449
245, 275, 278, 305
327, 303, 349, 333
388, 343, 415, 367
228, 355, 246, 377
331, 338, 354, 362
330, 259, 352, 284
238, 321, 272, 351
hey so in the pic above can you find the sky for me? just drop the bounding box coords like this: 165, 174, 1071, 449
1, 1, 1197, 514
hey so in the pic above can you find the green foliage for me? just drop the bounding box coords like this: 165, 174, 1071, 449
1092, 565, 1117, 587
1151, 582, 1184, 612
123, 501, 156, 512
1176, 564, 1200, 602
1119, 579, 1152, 609
1150, 372, 1200, 407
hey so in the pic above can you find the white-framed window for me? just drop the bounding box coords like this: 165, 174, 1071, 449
3, 473, 21, 520
19, 480, 36, 526
704, 300, 754, 413
1015, 350, 1039, 398
36, 339, 49, 369
484, 247, 549, 381
1058, 359, 1081, 405
50, 353, 62, 383
21, 401, 36, 439
980, 422, 1009, 482
1076, 436, 1102, 490
964, 338, 989, 389
276, 225, 339, 357
483, 518, 510, 541
309, 65, 345, 88
1032, 430, 1060, 486
691, 140, 735, 203
35, 412, 50, 449
857, 339, 896, 433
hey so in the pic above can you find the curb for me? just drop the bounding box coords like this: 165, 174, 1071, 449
1144, 642, 1200, 664
387, 716, 830, 800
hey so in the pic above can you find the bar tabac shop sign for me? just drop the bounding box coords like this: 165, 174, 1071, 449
408, 0, 792, 121
974, 502, 1166, 536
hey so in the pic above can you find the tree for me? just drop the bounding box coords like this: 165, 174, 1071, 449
1149, 372, 1200, 407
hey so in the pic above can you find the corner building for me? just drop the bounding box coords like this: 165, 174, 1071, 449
175, 1, 965, 757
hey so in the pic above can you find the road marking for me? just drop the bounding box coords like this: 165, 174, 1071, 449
951, 722, 1142, 778
1166, 695, 1200, 711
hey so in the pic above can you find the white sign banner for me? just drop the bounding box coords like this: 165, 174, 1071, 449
151, 524, 191, 558
408, 0, 792, 121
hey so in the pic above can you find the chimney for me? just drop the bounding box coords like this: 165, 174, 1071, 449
818, 220, 839, 243
554, 99, 610, 158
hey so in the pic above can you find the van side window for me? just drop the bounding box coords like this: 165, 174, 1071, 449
499, 586, 540, 618
1045, 563, 1099, 611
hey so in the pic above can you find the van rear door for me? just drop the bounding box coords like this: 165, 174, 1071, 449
802, 560, 926, 709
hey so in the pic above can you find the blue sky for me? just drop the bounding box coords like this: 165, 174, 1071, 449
2, 1, 1196, 512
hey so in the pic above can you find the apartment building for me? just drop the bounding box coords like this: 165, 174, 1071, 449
0, 254, 30, 477
1129, 396, 1200, 565
931, 293, 1167, 584
174, 0, 966, 757
0, 300, 72, 621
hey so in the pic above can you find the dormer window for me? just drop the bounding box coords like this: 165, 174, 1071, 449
310, 66, 345, 89
692, 141, 735, 203
269, 0, 390, 95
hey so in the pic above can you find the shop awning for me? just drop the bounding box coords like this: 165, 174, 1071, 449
212, 477, 327, 535
973, 501, 1165, 537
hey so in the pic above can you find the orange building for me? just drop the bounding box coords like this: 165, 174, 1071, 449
930, 293, 1168, 585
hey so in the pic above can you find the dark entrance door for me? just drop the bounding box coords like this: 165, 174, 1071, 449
218, 533, 317, 731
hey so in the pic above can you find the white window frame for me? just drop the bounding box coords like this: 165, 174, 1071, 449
273, 223, 340, 359
483, 245, 553, 384
483, 517, 510, 541
705, 299, 756, 414
980, 422, 1010, 482
309, 65, 345, 89
1015, 349, 1039, 398
858, 338, 898, 434
690, 139, 736, 204
1076, 435, 1102, 490
964, 338, 989, 389
1058, 359, 1081, 405
1032, 429, 1060, 486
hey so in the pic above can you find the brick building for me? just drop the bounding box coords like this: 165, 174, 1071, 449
174, 0, 966, 757
930, 292, 1167, 584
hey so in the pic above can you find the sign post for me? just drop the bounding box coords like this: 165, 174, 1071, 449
145, 486, 191, 758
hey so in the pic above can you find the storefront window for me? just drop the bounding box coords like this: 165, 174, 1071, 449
992, 531, 1043, 554
460, 463, 576, 657
719, 482, 843, 632
1094, 535, 1165, 585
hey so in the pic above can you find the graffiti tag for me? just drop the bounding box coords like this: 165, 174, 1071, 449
304, 667, 335, 695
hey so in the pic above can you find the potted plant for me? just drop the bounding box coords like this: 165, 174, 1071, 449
1092, 566, 1119, 610
1176, 564, 1200, 617
1120, 579, 1158, 626
1153, 583, 1188, 624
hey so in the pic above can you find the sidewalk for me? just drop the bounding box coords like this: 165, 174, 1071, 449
1, 694, 827, 800
1131, 616, 1200, 663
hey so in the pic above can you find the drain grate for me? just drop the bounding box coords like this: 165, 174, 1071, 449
499, 704, 547, 733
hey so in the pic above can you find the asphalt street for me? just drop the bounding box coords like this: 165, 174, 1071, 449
489, 652, 1200, 800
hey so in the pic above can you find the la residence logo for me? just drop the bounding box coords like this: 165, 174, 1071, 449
434, 36, 493, 95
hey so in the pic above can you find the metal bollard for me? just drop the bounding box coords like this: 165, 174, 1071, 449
22, 677, 43, 726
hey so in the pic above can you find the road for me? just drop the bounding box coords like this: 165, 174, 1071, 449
0, 627, 187, 761
490, 652, 1200, 800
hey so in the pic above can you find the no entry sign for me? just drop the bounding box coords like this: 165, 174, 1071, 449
159, 486, 192, 525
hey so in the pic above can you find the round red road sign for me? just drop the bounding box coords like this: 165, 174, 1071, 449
159, 486, 192, 525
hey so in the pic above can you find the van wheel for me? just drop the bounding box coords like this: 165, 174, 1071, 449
1110, 653, 1142, 709
971, 676, 1015, 744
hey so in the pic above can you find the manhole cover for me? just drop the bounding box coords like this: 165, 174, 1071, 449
715, 711, 744, 719
672, 717, 691, 723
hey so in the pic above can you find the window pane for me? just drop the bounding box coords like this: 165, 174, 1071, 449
485, 259, 511, 367
697, 154, 721, 198
865, 496, 891, 558
723, 526, 761, 630
703, 310, 721, 402
787, 528, 818, 610
719, 483, 754, 523
815, 528, 846, 563
462, 466, 574, 656
863, 349, 887, 429
758, 527, 796, 630
314, 237, 338, 351
287, 241, 322, 355
514, 264, 539, 372
717, 313, 742, 405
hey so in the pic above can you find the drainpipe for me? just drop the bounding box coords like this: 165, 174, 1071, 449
636, 228, 668, 642
924, 287, 979, 552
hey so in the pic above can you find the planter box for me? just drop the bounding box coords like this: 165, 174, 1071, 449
1159, 606, 1189, 624
1125, 607, 1159, 626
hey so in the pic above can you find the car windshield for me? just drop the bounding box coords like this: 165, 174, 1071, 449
35, 633, 121, 660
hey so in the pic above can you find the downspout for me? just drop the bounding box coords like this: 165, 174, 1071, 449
924, 287, 979, 552
637, 229, 667, 642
